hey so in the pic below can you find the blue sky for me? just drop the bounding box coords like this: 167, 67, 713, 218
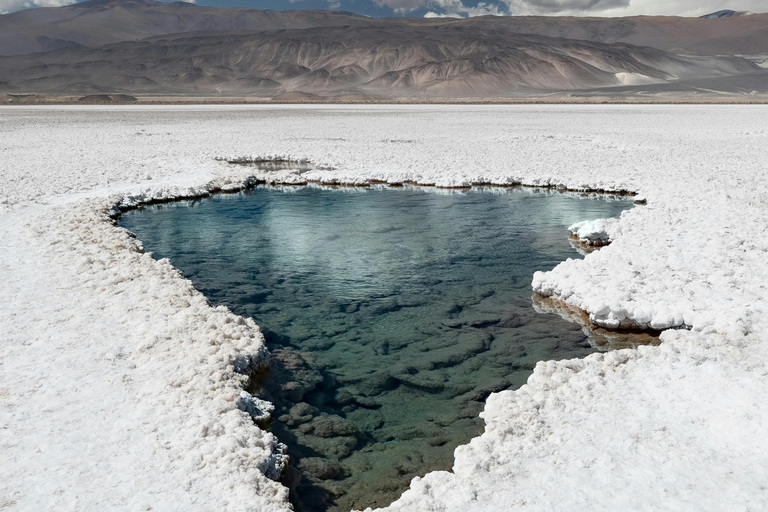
207, 0, 402, 16
2, 0, 767, 19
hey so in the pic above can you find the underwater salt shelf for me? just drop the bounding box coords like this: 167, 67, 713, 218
119, 184, 653, 512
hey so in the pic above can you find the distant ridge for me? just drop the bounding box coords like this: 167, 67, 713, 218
0, 23, 761, 98
0, 0, 766, 99
700, 10, 748, 18
0, 0, 370, 56
1, 0, 768, 57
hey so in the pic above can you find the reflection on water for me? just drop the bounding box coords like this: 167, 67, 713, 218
531, 294, 660, 350
119, 185, 645, 512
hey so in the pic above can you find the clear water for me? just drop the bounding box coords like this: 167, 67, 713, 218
119, 185, 638, 512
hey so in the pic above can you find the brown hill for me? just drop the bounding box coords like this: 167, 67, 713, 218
0, 24, 760, 98
452, 13, 768, 56
0, 0, 370, 56
2, 0, 767, 58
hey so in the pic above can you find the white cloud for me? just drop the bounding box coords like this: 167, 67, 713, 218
0, 0, 75, 14
522, 0, 768, 16
381, 0, 507, 16
585, 0, 767, 16
424, 10, 464, 17
1, 0, 766, 19
287, 0, 340, 8
430, 0, 506, 16
504, 0, 628, 14
0, 0, 196, 13
407, 0, 768, 18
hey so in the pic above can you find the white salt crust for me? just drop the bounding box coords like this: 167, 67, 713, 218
1, 105, 767, 511
568, 218, 616, 246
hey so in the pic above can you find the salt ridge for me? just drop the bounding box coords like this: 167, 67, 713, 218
1, 105, 767, 511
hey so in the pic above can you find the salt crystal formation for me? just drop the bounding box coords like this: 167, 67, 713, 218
1, 105, 767, 511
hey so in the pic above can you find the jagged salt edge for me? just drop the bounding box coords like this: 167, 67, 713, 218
23, 159, 738, 509
65, 177, 296, 510
13, 161, 758, 512
217, 154, 652, 335
212, 155, 699, 335
215, 153, 637, 193
96, 162, 645, 507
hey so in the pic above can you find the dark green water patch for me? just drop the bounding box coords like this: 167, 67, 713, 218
119, 184, 640, 512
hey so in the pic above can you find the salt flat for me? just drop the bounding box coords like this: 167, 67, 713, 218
1, 105, 766, 511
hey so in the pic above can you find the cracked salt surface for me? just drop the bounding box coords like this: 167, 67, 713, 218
1, 105, 768, 511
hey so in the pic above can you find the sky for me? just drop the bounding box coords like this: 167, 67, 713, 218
1, 0, 767, 19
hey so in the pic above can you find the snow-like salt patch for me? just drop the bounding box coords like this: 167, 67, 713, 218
615, 72, 664, 86
568, 218, 618, 246
0, 198, 291, 511
1, 105, 768, 511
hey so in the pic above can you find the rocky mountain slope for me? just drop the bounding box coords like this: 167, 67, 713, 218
2, 0, 767, 58
0, 23, 761, 98
0, 0, 369, 56
0, 0, 765, 99
449, 13, 768, 56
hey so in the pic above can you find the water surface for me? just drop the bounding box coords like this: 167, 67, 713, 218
120, 185, 636, 512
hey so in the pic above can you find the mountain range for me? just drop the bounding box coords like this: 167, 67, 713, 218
1, 0, 766, 100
